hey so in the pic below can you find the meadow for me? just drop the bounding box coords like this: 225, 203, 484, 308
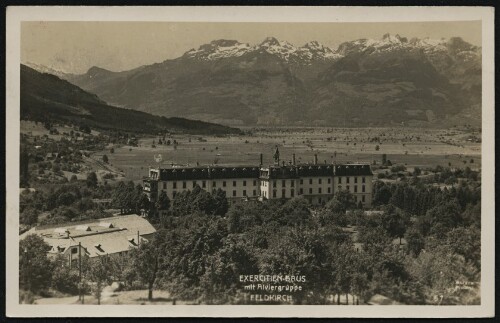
100, 127, 481, 181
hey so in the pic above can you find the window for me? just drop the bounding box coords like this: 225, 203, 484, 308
273, 190, 277, 198
282, 189, 286, 197
71, 247, 78, 254
223, 181, 226, 187
253, 180, 257, 186
273, 181, 276, 188
354, 196, 358, 202
243, 190, 247, 196
299, 188, 303, 195
346, 177, 350, 184
291, 181, 294, 187
172, 191, 177, 198
163, 183, 167, 189
354, 177, 358, 183
300, 179, 303, 184
362, 195, 366, 202
346, 185, 350, 191
328, 178, 331, 184
318, 197, 322, 204
362, 185, 365, 193
319, 178, 322, 184
253, 190, 256, 196
338, 177, 342, 184
202, 181, 206, 188
193, 181, 197, 188
328, 187, 331, 194
282, 180, 286, 187
183, 181, 186, 189
173, 182, 177, 189
243, 180, 246, 186
362, 177, 366, 183
233, 190, 236, 197
319, 188, 322, 194
354, 186, 358, 193
291, 189, 295, 197
309, 179, 313, 185
213, 181, 216, 187
309, 188, 313, 194
233, 181, 236, 187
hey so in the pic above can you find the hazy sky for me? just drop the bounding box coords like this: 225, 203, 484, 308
21, 21, 481, 74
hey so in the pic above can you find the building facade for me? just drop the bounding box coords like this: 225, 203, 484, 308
144, 148, 373, 207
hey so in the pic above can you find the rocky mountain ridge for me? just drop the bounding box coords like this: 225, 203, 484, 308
27, 34, 481, 127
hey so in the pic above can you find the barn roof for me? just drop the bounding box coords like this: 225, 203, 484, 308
21, 214, 156, 258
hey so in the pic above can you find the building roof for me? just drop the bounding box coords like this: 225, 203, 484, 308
158, 166, 260, 181
333, 164, 373, 176
149, 163, 373, 181
21, 214, 156, 258
297, 164, 334, 177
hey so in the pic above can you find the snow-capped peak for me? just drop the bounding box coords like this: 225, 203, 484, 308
184, 39, 252, 60
183, 37, 342, 63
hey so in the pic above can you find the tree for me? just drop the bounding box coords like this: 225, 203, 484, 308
212, 188, 229, 216
132, 239, 161, 301
87, 256, 112, 305
382, 206, 409, 245
405, 226, 425, 256
86, 172, 98, 188
102, 155, 109, 164
326, 190, 355, 214
19, 235, 53, 293
155, 191, 170, 212
200, 236, 258, 304
51, 255, 80, 295
20, 146, 30, 187
373, 182, 392, 206
20, 207, 39, 226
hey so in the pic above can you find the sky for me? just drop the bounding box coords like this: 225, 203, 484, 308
21, 21, 481, 74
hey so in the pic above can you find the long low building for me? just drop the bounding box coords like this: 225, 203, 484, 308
144, 148, 373, 207
20, 214, 156, 267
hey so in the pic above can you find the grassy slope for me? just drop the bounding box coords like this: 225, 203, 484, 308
20, 64, 241, 135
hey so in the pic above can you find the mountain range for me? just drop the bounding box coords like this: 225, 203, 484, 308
20, 65, 240, 135
26, 33, 481, 127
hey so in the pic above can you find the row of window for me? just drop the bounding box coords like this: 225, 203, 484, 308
162, 177, 368, 191
164, 180, 258, 190
171, 189, 259, 198
338, 185, 366, 193
262, 177, 368, 188
339, 177, 366, 184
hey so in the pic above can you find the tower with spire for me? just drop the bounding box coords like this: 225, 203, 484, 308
273, 146, 280, 166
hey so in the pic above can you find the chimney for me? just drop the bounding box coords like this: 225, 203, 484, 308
314, 154, 318, 165
259, 153, 263, 166
292, 153, 296, 165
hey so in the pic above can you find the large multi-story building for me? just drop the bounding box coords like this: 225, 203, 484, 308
143, 147, 373, 207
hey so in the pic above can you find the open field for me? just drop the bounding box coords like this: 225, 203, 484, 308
100, 127, 481, 181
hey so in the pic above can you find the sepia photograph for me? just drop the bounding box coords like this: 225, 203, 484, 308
5, 6, 495, 318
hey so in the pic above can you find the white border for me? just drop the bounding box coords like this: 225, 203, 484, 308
6, 6, 495, 318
